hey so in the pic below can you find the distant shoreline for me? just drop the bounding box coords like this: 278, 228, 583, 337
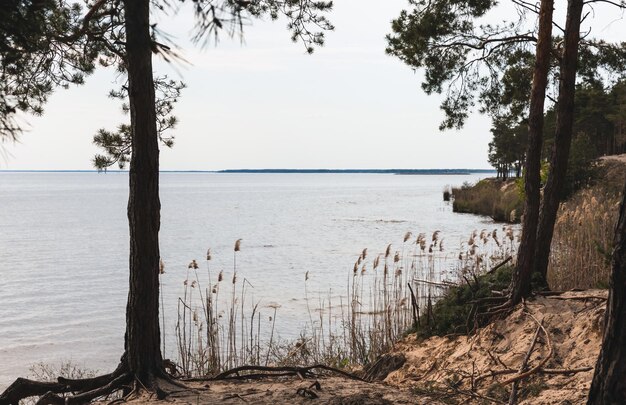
0, 169, 495, 175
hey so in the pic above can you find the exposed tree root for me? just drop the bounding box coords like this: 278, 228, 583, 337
0, 359, 193, 405
501, 312, 553, 386
184, 364, 367, 383
545, 295, 607, 301
35, 372, 131, 405
473, 309, 563, 403
508, 320, 542, 404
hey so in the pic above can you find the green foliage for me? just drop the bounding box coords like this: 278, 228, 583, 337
190, 1, 334, 53
542, 81, 626, 162
488, 116, 527, 179
386, 0, 534, 130
93, 77, 184, 170
0, 0, 104, 140
562, 132, 597, 197
414, 265, 514, 338
515, 160, 550, 201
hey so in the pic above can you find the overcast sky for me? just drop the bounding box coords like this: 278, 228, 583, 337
2, 0, 625, 170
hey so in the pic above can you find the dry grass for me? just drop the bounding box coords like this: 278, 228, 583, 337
175, 241, 266, 377
548, 188, 619, 290
547, 159, 625, 290
452, 179, 522, 223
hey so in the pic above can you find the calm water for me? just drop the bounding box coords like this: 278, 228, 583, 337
0, 172, 497, 388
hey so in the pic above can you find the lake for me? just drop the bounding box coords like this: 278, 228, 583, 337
0, 171, 501, 388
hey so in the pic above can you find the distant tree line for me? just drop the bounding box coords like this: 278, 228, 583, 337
489, 78, 626, 185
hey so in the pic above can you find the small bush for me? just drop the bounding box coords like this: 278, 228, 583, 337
28, 361, 98, 381
413, 266, 514, 338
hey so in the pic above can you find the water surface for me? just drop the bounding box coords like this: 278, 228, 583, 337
0, 172, 496, 387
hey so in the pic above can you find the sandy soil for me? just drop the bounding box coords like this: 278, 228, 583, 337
121, 377, 439, 404
386, 290, 607, 404
110, 290, 606, 404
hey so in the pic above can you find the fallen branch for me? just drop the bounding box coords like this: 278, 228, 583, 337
414, 279, 457, 288
486, 256, 513, 275
222, 391, 261, 401
413, 384, 505, 404
476, 365, 593, 384
540, 367, 593, 374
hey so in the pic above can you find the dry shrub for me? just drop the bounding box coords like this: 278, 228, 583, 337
452, 179, 522, 223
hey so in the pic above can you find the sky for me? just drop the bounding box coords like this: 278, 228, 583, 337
2, 0, 625, 171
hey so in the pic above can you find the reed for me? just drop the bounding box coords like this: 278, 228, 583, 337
171, 228, 520, 376
547, 186, 618, 290
174, 240, 275, 377
334, 226, 518, 364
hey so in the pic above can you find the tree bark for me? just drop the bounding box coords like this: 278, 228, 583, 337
534, 0, 584, 285
588, 180, 626, 404
123, 0, 164, 381
510, 0, 554, 304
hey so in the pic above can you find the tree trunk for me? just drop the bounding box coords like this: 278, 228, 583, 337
123, 0, 164, 381
534, 0, 584, 285
587, 180, 626, 404
509, 0, 554, 304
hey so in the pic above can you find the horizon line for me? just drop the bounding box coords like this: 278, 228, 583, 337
0, 168, 496, 174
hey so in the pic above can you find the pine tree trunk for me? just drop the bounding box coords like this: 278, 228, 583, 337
534, 0, 583, 285
588, 180, 626, 404
510, 0, 554, 304
123, 0, 164, 381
